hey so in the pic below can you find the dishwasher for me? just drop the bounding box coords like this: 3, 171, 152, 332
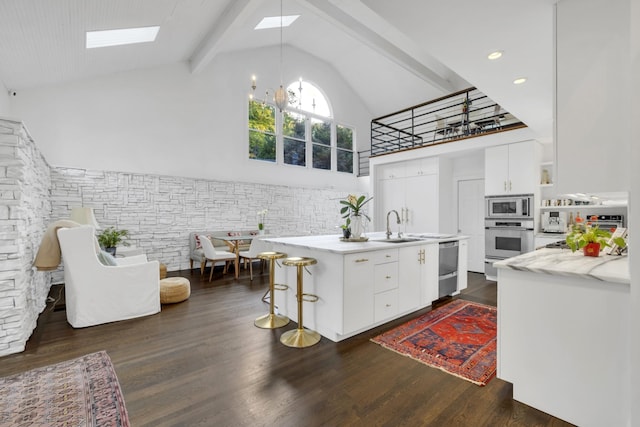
438, 241, 459, 297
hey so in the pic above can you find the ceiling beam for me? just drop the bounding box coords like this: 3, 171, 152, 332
189, 0, 260, 74
298, 0, 455, 93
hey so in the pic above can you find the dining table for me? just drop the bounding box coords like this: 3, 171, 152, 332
222, 233, 259, 279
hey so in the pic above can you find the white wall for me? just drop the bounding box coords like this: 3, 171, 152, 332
0, 80, 9, 116
9, 45, 371, 192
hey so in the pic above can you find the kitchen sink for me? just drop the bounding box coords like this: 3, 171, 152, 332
370, 237, 423, 244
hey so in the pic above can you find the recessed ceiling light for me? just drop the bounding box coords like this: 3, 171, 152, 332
86, 26, 160, 49
513, 77, 528, 85
487, 51, 503, 60
255, 15, 300, 30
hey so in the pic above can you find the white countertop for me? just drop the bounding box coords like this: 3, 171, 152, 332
494, 248, 629, 284
264, 232, 468, 254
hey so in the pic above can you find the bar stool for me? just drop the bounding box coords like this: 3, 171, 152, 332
254, 251, 290, 329
280, 256, 320, 348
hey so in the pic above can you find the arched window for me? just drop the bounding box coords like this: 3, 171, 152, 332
248, 79, 354, 174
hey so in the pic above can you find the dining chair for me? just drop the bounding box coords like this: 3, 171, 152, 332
239, 237, 271, 280
199, 234, 237, 282
433, 114, 452, 142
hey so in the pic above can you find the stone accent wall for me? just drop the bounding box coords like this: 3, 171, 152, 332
49, 168, 364, 282
0, 119, 51, 357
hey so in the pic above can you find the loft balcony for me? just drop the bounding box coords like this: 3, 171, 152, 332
369, 87, 526, 158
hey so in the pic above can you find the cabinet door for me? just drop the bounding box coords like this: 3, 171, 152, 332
404, 174, 438, 233
485, 145, 509, 195
398, 246, 422, 313
508, 142, 537, 194
457, 240, 468, 292
423, 244, 439, 304
376, 178, 406, 232
343, 254, 374, 334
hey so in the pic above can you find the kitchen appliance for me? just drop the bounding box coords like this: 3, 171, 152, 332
485, 194, 533, 219
438, 241, 459, 297
583, 214, 624, 231
542, 211, 568, 233
484, 218, 535, 280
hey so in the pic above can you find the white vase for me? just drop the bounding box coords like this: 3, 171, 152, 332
350, 214, 364, 239
259, 229, 265, 236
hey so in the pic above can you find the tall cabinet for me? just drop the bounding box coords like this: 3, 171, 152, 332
375, 157, 453, 234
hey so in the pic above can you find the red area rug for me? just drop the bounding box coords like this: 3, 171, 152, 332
0, 350, 130, 426
371, 299, 497, 386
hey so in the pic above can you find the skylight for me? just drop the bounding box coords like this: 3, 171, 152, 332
86, 26, 160, 49
254, 15, 299, 30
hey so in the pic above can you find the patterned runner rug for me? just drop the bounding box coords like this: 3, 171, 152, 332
371, 299, 497, 386
0, 350, 130, 426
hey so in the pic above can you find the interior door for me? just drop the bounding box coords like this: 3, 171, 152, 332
458, 178, 485, 272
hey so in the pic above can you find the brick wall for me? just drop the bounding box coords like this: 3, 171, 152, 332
49, 168, 363, 282
0, 119, 51, 357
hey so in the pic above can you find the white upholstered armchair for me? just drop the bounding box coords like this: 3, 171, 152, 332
57, 226, 160, 328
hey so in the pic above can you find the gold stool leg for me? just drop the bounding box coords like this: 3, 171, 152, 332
255, 258, 290, 329
280, 264, 320, 348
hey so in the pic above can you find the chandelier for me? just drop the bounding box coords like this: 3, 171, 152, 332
250, 0, 290, 112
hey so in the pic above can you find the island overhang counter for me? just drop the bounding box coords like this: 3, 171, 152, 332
494, 248, 630, 427
263, 233, 469, 342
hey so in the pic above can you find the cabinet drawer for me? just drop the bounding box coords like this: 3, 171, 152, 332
374, 262, 398, 293
371, 249, 398, 264
374, 289, 398, 322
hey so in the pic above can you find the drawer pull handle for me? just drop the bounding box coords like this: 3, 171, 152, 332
355, 258, 369, 263
385, 304, 391, 307
385, 255, 392, 258
385, 275, 391, 279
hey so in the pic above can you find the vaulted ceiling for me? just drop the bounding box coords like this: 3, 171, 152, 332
0, 0, 555, 140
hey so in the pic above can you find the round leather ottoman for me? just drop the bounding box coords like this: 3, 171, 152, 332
160, 277, 190, 304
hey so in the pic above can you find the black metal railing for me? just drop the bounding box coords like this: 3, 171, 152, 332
357, 150, 370, 177
370, 87, 525, 158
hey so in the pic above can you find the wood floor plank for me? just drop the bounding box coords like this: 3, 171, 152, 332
0, 267, 573, 426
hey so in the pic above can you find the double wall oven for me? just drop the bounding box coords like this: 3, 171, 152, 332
484, 194, 535, 280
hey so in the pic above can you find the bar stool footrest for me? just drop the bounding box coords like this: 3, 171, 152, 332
274, 284, 289, 291
301, 293, 319, 303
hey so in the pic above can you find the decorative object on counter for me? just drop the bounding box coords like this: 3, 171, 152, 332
566, 215, 625, 257
340, 194, 372, 239
340, 217, 351, 239
371, 299, 497, 386
541, 168, 550, 184
97, 227, 130, 256
257, 209, 268, 235
339, 236, 368, 242
0, 351, 130, 425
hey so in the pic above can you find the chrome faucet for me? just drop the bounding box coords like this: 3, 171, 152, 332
386, 210, 401, 239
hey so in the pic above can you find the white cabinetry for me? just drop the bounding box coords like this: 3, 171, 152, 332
555, 0, 630, 195
375, 157, 452, 234
398, 244, 438, 310
485, 141, 540, 196
344, 249, 399, 332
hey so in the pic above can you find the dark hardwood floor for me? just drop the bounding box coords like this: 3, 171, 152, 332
0, 267, 573, 426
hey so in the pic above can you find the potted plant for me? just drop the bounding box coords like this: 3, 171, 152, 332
97, 227, 130, 256
257, 209, 268, 235
340, 218, 351, 239
340, 194, 372, 239
566, 215, 624, 257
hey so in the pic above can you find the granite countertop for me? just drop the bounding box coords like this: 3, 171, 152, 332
264, 232, 468, 255
494, 248, 629, 284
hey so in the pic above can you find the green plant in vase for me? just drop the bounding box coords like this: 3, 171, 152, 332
97, 227, 130, 256
340, 194, 372, 239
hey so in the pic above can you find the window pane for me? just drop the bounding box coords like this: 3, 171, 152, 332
337, 125, 353, 150
311, 120, 331, 146
283, 112, 305, 139
284, 137, 306, 166
249, 100, 275, 133
312, 144, 331, 170
249, 130, 276, 162
337, 149, 353, 173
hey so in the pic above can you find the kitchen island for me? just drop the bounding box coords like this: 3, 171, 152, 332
495, 248, 630, 427
264, 233, 468, 342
